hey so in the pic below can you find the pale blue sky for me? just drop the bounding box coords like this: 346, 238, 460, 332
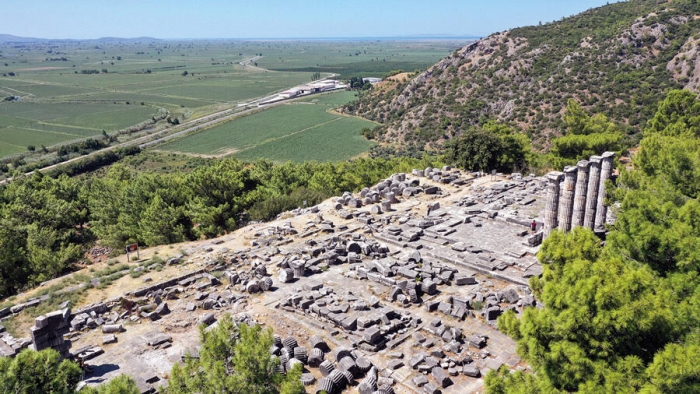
1, 0, 620, 39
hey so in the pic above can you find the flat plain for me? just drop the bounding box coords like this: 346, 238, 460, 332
0, 102, 156, 156
0, 39, 466, 158
159, 90, 378, 162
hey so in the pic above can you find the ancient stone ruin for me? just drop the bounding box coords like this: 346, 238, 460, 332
543, 151, 615, 237
31, 308, 72, 359
1, 166, 564, 393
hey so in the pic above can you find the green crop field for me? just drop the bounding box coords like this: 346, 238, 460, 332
70, 92, 213, 109
252, 40, 462, 78
0, 127, 82, 148
0, 102, 153, 121
139, 71, 311, 102
159, 90, 377, 162
0, 38, 468, 158
234, 116, 376, 163
0, 141, 24, 157
0, 102, 156, 131
159, 104, 339, 154
297, 90, 359, 107
0, 102, 157, 153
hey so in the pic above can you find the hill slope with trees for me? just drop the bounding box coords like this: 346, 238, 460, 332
0, 155, 441, 297
345, 0, 700, 151
486, 89, 700, 393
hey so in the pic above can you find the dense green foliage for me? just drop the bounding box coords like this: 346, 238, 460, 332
445, 121, 532, 172
547, 99, 625, 168
645, 89, 700, 137
82, 375, 140, 394
0, 173, 90, 296
0, 348, 82, 393
487, 90, 700, 393
166, 314, 304, 394
348, 76, 373, 90
44, 146, 141, 178
348, 0, 700, 149
0, 154, 441, 297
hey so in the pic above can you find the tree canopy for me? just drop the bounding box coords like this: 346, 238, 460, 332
0, 155, 442, 297
166, 314, 304, 394
487, 90, 700, 393
645, 89, 700, 137
445, 121, 531, 172
0, 348, 82, 394
548, 99, 624, 167
82, 375, 140, 394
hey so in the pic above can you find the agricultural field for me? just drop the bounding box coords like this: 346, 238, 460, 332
159, 91, 378, 162
252, 40, 463, 78
0, 102, 156, 156
234, 116, 376, 163
0, 38, 467, 159
297, 90, 358, 107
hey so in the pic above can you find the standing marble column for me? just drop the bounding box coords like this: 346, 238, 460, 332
571, 160, 590, 228
557, 166, 577, 232
583, 156, 602, 229
543, 171, 564, 238
594, 151, 615, 230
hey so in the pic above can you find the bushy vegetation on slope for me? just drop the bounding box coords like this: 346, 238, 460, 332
347, 0, 700, 152
0, 155, 441, 297
0, 314, 300, 394
486, 89, 700, 393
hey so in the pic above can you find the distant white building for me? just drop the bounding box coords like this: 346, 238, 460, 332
309, 80, 343, 92
279, 89, 301, 99
258, 80, 348, 105
362, 77, 382, 84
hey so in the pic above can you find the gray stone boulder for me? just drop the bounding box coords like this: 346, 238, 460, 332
431, 366, 453, 388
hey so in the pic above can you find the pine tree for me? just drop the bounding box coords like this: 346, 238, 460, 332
166, 314, 304, 394
82, 374, 140, 394
0, 348, 82, 393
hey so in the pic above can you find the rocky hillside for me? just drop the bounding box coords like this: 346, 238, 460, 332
346, 0, 700, 150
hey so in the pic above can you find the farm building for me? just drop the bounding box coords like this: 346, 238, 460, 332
259, 80, 348, 105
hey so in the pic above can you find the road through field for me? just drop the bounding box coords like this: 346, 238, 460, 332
238, 55, 266, 72
0, 70, 341, 184
0, 102, 282, 185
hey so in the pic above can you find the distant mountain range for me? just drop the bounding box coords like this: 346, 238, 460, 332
0, 34, 480, 44
345, 0, 700, 148
0, 34, 42, 43
0, 34, 161, 44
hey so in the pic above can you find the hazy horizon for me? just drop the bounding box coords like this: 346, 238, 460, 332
0, 33, 482, 41
1, 0, 621, 40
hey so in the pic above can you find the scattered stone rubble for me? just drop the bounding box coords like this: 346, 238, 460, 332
270, 331, 390, 394
0, 160, 618, 393
0, 330, 31, 358
87, 245, 115, 263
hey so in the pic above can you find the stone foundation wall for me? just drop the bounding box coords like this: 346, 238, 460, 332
31, 308, 72, 359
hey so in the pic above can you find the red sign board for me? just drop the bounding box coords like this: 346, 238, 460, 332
125, 243, 139, 253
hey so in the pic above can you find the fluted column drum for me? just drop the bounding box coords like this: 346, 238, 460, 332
594, 152, 615, 230
543, 171, 564, 238
583, 156, 602, 229
571, 160, 590, 228
558, 166, 577, 232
